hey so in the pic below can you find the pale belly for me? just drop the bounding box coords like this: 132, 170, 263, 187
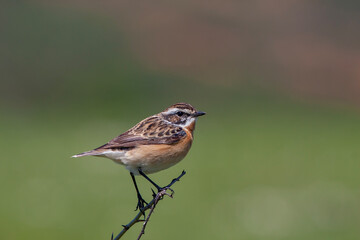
100, 141, 193, 175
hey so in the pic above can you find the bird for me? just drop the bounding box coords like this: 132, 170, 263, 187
72, 102, 205, 211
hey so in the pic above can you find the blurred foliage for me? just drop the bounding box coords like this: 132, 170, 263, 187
1, 2, 360, 240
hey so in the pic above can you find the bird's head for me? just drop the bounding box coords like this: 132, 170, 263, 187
161, 103, 206, 130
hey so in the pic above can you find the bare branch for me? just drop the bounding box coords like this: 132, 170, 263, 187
112, 170, 186, 240
137, 189, 173, 239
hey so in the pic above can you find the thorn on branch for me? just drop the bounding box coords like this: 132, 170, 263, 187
121, 225, 129, 230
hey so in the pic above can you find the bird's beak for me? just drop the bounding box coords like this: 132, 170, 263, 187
193, 111, 206, 117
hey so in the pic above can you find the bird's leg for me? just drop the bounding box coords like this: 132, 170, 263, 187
138, 169, 162, 191
138, 169, 186, 196
130, 172, 148, 214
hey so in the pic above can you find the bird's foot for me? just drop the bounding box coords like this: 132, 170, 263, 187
158, 170, 186, 195
135, 194, 148, 215
155, 171, 186, 197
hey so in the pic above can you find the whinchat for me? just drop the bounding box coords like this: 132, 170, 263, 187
72, 103, 205, 210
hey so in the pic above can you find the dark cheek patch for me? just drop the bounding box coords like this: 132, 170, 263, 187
165, 115, 182, 124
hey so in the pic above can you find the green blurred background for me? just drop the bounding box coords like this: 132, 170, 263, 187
2, 1, 360, 239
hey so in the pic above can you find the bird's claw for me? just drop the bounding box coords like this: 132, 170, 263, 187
151, 188, 156, 198
156, 186, 175, 198
135, 194, 148, 215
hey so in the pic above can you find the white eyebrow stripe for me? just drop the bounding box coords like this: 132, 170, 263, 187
163, 108, 180, 115
163, 108, 192, 115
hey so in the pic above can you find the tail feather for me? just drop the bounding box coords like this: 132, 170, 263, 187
72, 150, 102, 158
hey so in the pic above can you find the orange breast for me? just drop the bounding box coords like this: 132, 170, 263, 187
185, 121, 196, 134
122, 129, 194, 174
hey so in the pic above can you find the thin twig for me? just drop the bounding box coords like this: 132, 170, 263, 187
112, 198, 155, 240
112, 170, 186, 240
137, 189, 172, 240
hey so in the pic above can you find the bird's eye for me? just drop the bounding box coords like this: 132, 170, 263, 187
176, 111, 184, 117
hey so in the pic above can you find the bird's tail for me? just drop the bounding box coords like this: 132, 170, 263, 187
71, 150, 102, 158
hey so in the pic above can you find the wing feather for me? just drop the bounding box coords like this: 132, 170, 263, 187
95, 115, 186, 150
